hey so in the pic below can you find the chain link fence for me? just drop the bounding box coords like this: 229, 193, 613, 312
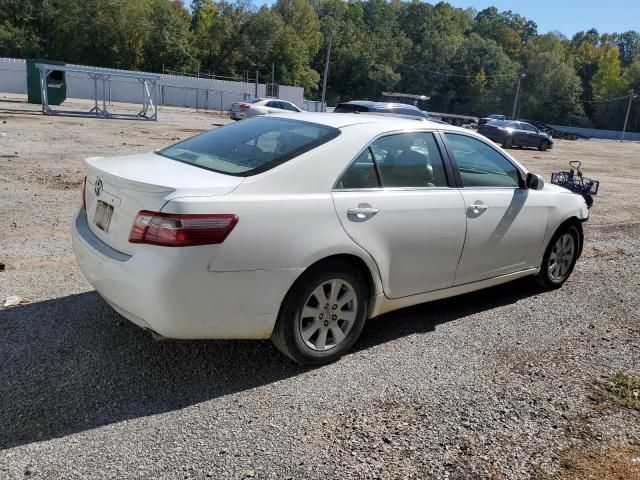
159, 85, 252, 113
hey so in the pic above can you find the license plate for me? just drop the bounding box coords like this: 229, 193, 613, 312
94, 200, 114, 232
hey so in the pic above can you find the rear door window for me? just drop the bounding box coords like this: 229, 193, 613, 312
372, 133, 448, 188
335, 132, 448, 189
335, 148, 380, 189
280, 102, 299, 112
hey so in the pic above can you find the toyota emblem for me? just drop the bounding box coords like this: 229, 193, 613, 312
94, 178, 103, 197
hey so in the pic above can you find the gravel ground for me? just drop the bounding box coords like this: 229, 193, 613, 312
1, 95, 639, 479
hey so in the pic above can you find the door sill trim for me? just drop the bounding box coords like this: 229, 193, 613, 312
369, 268, 539, 317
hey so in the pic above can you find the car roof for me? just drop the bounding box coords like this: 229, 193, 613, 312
265, 112, 531, 174
268, 112, 454, 129
338, 100, 422, 111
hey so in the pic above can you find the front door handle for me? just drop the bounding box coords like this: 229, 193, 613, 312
347, 206, 379, 218
467, 204, 489, 212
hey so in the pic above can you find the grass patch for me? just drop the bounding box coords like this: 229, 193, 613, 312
534, 443, 640, 480
593, 372, 640, 410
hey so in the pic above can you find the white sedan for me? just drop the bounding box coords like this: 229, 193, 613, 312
229, 98, 302, 120
72, 114, 589, 365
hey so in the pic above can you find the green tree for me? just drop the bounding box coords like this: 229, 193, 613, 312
438, 33, 518, 115
397, 1, 472, 102
0, 0, 41, 57
144, 0, 193, 72
519, 34, 584, 123
615, 31, 640, 66
592, 45, 627, 101
189, 0, 220, 71
272, 0, 322, 93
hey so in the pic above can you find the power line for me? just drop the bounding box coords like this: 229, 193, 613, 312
397, 63, 519, 78
579, 94, 634, 104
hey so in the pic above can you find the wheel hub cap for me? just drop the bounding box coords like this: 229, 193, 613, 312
548, 233, 575, 282
298, 278, 358, 352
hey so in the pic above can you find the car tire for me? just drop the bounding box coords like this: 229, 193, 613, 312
538, 140, 549, 151
535, 224, 581, 290
271, 260, 369, 366
502, 137, 513, 148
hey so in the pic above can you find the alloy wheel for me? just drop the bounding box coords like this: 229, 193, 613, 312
298, 278, 358, 351
548, 233, 575, 282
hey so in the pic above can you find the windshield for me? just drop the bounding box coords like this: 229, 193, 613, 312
158, 117, 340, 176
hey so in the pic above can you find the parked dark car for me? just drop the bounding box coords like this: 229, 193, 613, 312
334, 101, 434, 119
478, 120, 554, 151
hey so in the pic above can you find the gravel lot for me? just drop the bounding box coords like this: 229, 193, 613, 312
1, 94, 639, 479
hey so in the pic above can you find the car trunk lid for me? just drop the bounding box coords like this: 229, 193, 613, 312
84, 152, 243, 255
230, 101, 255, 113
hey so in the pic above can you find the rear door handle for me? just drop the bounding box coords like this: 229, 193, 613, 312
347, 206, 379, 217
467, 204, 488, 211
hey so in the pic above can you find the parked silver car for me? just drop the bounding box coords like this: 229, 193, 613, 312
230, 98, 302, 120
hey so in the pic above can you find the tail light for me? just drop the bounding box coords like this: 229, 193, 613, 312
129, 211, 238, 247
81, 176, 87, 210
239, 103, 251, 110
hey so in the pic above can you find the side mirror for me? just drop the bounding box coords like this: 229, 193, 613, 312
526, 172, 545, 190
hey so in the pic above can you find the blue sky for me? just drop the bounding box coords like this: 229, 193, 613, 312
444, 0, 639, 36
185, 0, 638, 37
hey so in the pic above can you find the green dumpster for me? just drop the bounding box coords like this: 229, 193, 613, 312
26, 59, 67, 105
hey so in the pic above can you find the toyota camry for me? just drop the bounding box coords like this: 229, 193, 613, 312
72, 113, 589, 365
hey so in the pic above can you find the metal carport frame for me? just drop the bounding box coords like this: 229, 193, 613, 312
36, 63, 160, 121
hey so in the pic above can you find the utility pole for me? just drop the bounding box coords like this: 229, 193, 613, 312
511, 73, 525, 120
621, 93, 636, 142
321, 33, 333, 112
271, 62, 275, 98
255, 70, 259, 98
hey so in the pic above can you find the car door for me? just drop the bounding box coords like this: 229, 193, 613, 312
280, 101, 301, 112
443, 132, 549, 285
509, 122, 528, 147
519, 123, 538, 147
332, 131, 467, 299
264, 101, 283, 113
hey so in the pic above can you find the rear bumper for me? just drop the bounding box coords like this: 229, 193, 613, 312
229, 111, 246, 120
72, 209, 300, 339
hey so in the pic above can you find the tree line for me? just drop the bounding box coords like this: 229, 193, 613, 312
1, 0, 639, 130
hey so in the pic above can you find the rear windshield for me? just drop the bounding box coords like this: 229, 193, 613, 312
334, 103, 369, 113
158, 117, 340, 176
384, 107, 426, 117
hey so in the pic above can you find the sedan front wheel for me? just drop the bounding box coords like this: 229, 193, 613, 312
535, 224, 581, 289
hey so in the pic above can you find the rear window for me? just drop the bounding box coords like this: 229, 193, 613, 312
386, 107, 426, 117
158, 117, 340, 176
334, 103, 369, 113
